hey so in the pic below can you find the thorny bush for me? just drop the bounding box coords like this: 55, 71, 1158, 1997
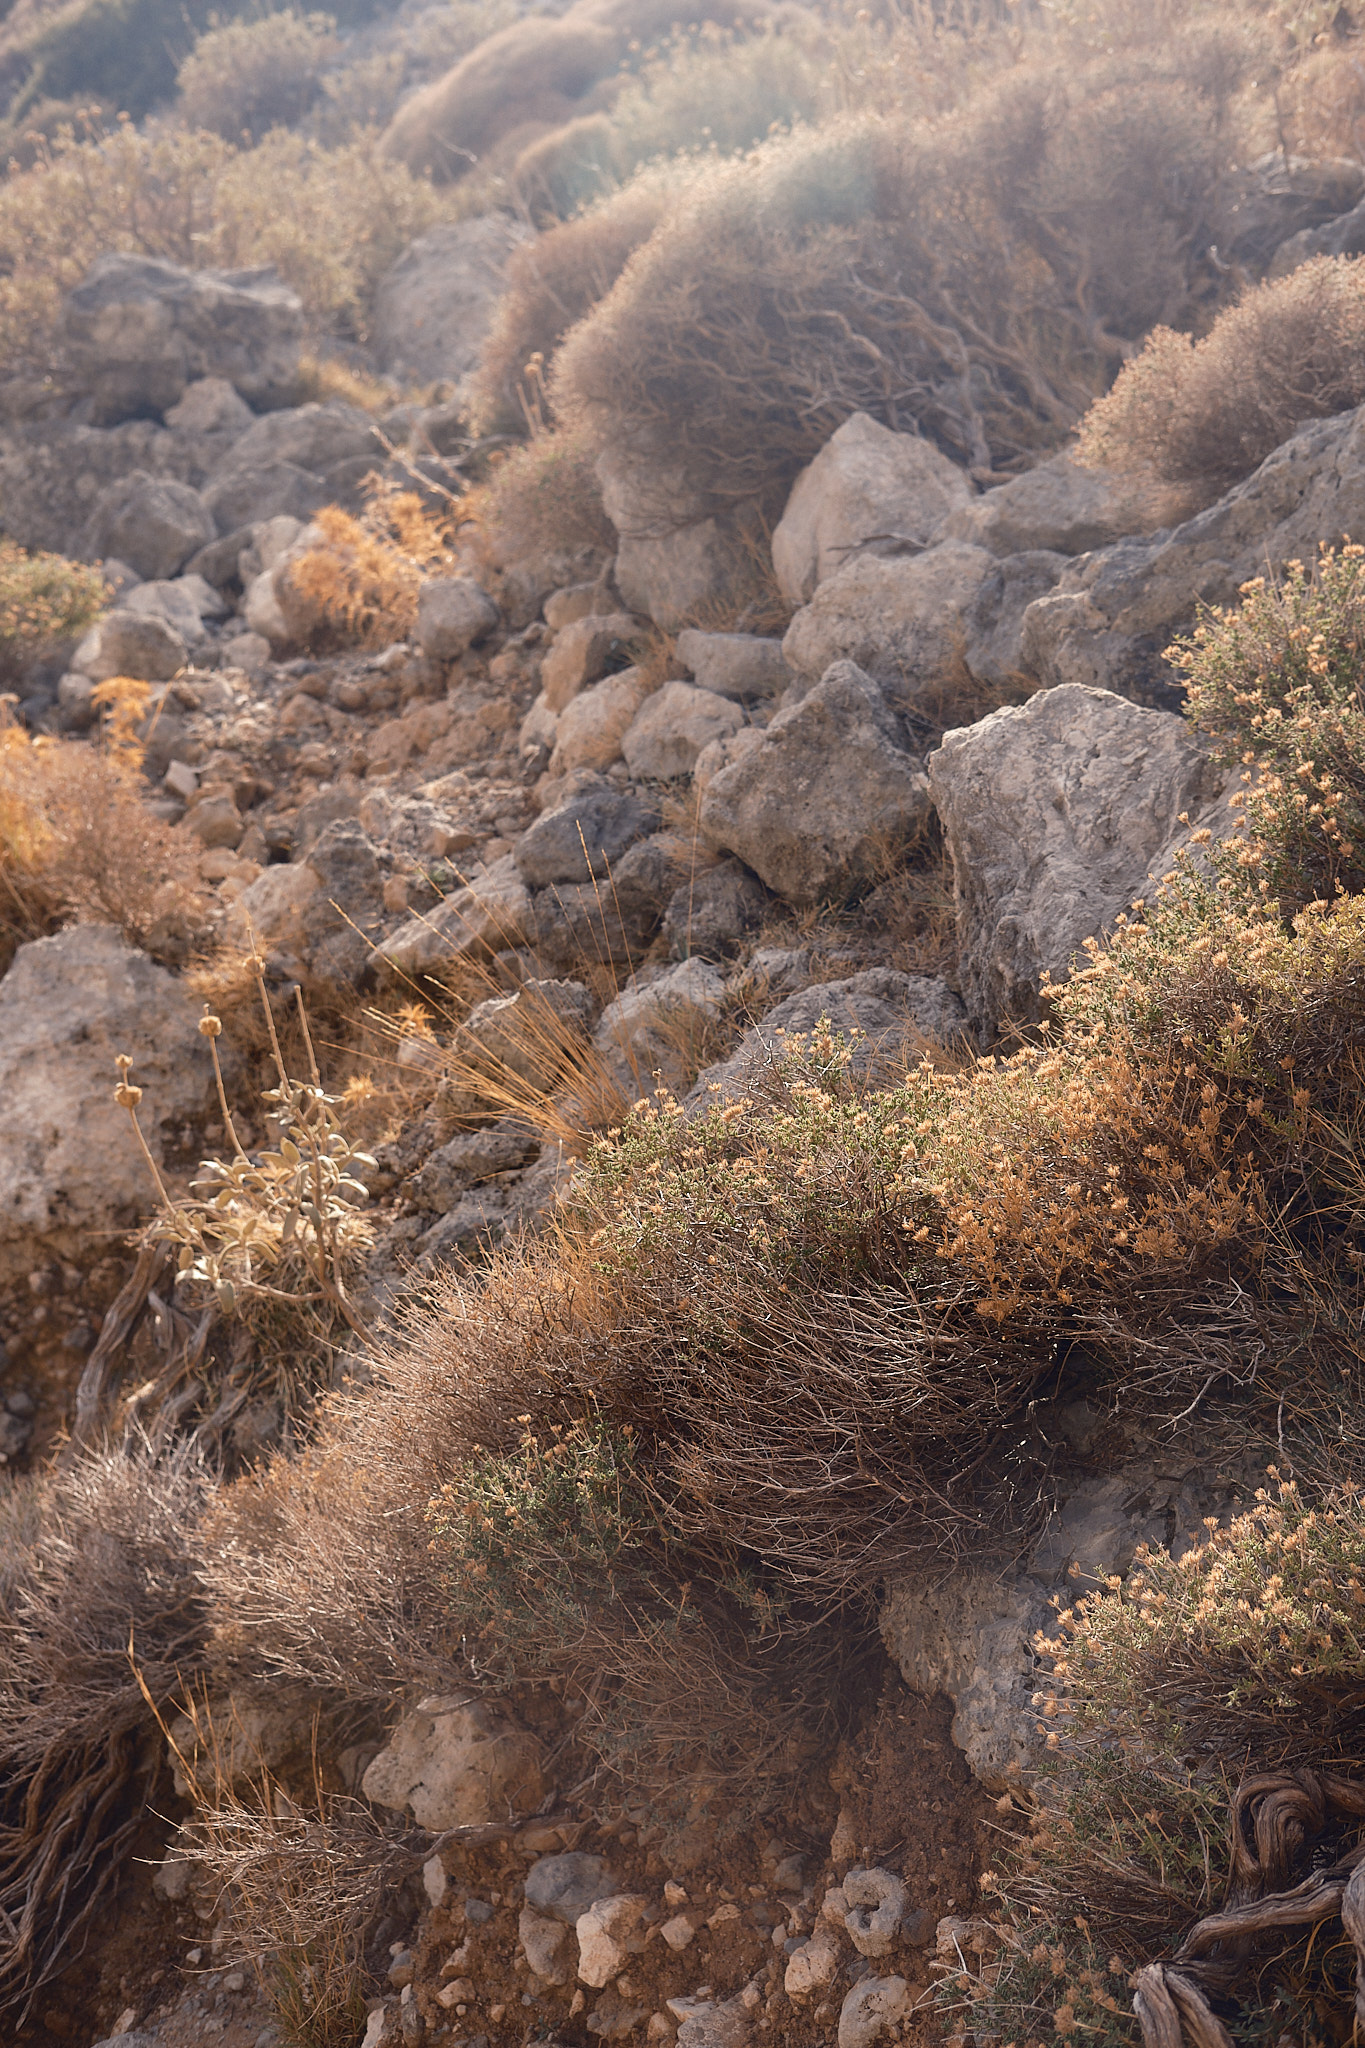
1170, 543, 1365, 906
282, 482, 460, 649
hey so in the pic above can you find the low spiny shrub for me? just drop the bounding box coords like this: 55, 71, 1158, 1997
1170, 543, 1365, 905
1076, 258, 1365, 495
282, 482, 459, 648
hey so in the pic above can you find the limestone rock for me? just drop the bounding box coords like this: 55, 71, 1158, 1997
61, 252, 303, 423
372, 214, 532, 386
86, 472, 215, 582
961, 551, 1066, 686
663, 858, 769, 961
540, 613, 640, 713
689, 968, 965, 1103
838, 1975, 908, 2048
1019, 403, 1365, 707
203, 461, 328, 534
693, 724, 763, 795
513, 778, 659, 887
699, 661, 930, 906
576, 1894, 647, 1987
416, 575, 499, 659
123, 573, 226, 642
0, 926, 213, 1282
674, 629, 788, 699
211, 399, 376, 480
784, 1924, 841, 1998
594, 958, 726, 1099
939, 453, 1195, 558
372, 855, 532, 975
458, 976, 596, 1088
230, 822, 389, 985
73, 608, 186, 682
596, 445, 757, 630
361, 1696, 544, 1830
519, 1905, 571, 1985
927, 682, 1234, 1038
622, 680, 744, 780
782, 541, 993, 711
524, 1852, 619, 1925
773, 413, 972, 605
667, 1991, 754, 2048
841, 1868, 907, 1957
549, 668, 653, 776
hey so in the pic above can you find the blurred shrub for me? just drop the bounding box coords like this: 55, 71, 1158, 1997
471, 426, 615, 568
0, 539, 105, 678
282, 481, 458, 648
0, 122, 448, 369
176, 10, 339, 143
510, 23, 827, 220
1077, 258, 1365, 494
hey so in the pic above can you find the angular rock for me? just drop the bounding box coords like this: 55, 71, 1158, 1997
163, 375, 255, 441
1019, 404, 1365, 708
593, 958, 725, 1100
689, 968, 966, 1104
86, 472, 215, 582
514, 777, 660, 887
693, 724, 764, 795
939, 453, 1195, 558
524, 1852, 619, 1926
230, 822, 390, 984
961, 550, 1067, 685
576, 1894, 647, 1987
1270, 191, 1365, 277
783, 541, 993, 711
203, 460, 328, 534
549, 668, 652, 776
123, 573, 225, 642
700, 661, 931, 906
373, 855, 532, 976
212, 400, 376, 480
597, 444, 758, 630
663, 859, 769, 961
674, 629, 788, 699
0, 926, 214, 1282
411, 1121, 542, 1210
838, 1975, 908, 2048
361, 1696, 545, 1830
927, 682, 1235, 1038
668, 1992, 754, 2048
73, 608, 186, 683
416, 575, 499, 658
622, 680, 745, 780
459, 977, 597, 1088
372, 214, 532, 385
540, 612, 639, 713
62, 253, 302, 424
519, 1905, 571, 1985
772, 412, 972, 605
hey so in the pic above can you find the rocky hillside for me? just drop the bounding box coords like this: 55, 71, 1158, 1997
4, 6, 1365, 2048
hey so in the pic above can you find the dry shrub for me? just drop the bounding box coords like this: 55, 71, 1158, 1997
0, 120, 449, 372
0, 1447, 210, 2017
0, 538, 105, 684
176, 10, 339, 143
468, 168, 673, 436
0, 706, 206, 969
509, 22, 828, 221
283, 484, 459, 649
470, 425, 614, 568
1273, 35, 1365, 160
553, 61, 1236, 512
380, 0, 781, 182
1077, 258, 1365, 495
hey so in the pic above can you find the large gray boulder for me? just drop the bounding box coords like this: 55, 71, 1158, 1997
62, 253, 303, 424
772, 413, 972, 606
513, 778, 659, 887
621, 680, 744, 780
782, 542, 993, 711
700, 661, 931, 906
203, 461, 328, 534
0, 925, 214, 1282
938, 452, 1194, 559
960, 550, 1067, 687
0, 420, 186, 556
210, 399, 377, 480
372, 214, 532, 386
927, 682, 1235, 1040
1019, 404, 1365, 708
72, 608, 186, 683
85, 471, 215, 582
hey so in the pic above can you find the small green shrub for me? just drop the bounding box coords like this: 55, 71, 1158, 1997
1077, 258, 1365, 495
1169, 544, 1365, 904
176, 11, 339, 143
0, 538, 105, 671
